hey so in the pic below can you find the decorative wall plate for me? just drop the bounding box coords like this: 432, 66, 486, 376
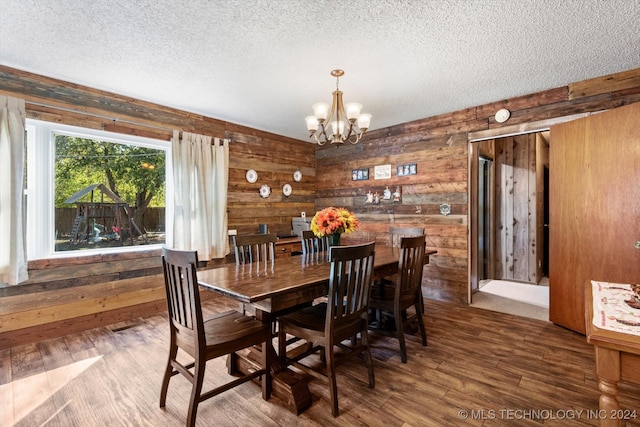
282, 183, 292, 196
259, 184, 271, 198
246, 169, 258, 183
293, 170, 303, 182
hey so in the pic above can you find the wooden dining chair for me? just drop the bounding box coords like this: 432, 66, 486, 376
385, 226, 426, 313
231, 233, 277, 265
159, 247, 272, 427
388, 226, 425, 247
301, 230, 330, 255
231, 233, 278, 316
369, 235, 427, 363
277, 242, 376, 417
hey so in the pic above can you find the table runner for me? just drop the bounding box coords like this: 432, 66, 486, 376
592, 280, 640, 335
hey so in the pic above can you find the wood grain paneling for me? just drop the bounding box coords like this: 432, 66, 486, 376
226, 126, 315, 235
492, 134, 539, 283
569, 68, 640, 99
0, 65, 314, 348
317, 67, 640, 306
1, 65, 640, 346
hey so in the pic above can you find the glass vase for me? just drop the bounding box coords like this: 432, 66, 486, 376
329, 233, 341, 247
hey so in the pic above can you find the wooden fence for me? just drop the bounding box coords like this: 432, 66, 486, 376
55, 207, 165, 236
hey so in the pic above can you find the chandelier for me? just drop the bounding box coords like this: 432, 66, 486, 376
305, 69, 371, 145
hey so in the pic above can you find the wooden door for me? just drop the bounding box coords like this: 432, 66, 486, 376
549, 103, 640, 334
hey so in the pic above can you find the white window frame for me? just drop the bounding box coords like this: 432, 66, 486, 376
25, 118, 173, 260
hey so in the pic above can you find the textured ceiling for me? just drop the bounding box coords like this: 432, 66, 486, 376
1, 0, 639, 142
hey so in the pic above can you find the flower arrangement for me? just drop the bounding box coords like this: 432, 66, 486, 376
310, 207, 359, 237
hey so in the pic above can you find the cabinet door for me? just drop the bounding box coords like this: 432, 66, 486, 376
549, 102, 640, 334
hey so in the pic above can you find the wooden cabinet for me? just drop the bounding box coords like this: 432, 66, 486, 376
275, 237, 302, 258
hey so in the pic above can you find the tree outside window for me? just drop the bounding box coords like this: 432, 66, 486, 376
54, 135, 166, 251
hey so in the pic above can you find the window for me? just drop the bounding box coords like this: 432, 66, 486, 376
25, 119, 172, 259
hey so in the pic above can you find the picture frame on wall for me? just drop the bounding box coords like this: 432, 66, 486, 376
352, 168, 369, 181
397, 163, 417, 176
374, 164, 392, 180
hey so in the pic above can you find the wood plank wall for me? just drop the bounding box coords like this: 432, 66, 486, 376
0, 65, 314, 349
228, 129, 316, 236
316, 130, 470, 304
316, 67, 640, 305
493, 134, 538, 283
1, 65, 640, 348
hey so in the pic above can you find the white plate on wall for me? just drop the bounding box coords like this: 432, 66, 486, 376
246, 169, 258, 183
293, 170, 302, 182
283, 183, 292, 196
259, 184, 271, 198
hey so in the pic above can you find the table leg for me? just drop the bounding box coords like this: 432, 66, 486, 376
595, 346, 621, 427
232, 309, 312, 414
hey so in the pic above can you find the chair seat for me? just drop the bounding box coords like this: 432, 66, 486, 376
204, 310, 271, 357
370, 282, 419, 311
369, 283, 397, 330
370, 282, 396, 302
278, 303, 327, 331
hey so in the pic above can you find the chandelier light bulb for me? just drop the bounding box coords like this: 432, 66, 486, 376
312, 103, 329, 122
331, 120, 345, 138
345, 102, 362, 121
305, 116, 319, 132
357, 113, 371, 131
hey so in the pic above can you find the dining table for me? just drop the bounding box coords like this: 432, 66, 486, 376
197, 243, 437, 414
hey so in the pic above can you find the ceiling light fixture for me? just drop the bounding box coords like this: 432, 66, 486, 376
305, 69, 371, 145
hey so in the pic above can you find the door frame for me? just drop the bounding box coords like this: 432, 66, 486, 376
477, 155, 493, 285
466, 112, 593, 305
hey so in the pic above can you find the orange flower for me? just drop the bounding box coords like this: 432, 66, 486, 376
310, 207, 359, 237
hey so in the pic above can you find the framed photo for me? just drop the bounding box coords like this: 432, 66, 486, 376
374, 164, 392, 180
397, 163, 417, 176
352, 168, 369, 181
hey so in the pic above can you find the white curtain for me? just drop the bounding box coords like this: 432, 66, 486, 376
0, 95, 28, 285
171, 130, 229, 259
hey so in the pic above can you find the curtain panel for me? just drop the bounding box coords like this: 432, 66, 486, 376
170, 130, 229, 259
0, 95, 28, 285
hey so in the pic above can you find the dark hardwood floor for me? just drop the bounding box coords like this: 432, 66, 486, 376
2, 295, 640, 427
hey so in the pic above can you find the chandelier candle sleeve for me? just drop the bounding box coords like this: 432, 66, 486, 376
305, 69, 371, 145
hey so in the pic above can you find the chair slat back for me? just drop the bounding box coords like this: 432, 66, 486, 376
397, 235, 427, 303
326, 242, 376, 333
388, 226, 425, 248
162, 248, 203, 345
301, 230, 330, 255
232, 233, 277, 265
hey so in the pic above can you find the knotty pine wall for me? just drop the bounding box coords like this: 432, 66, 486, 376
1, 65, 640, 348
0, 65, 314, 349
